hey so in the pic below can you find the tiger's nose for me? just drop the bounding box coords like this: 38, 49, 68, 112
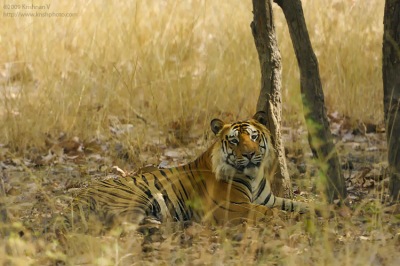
243, 152, 255, 159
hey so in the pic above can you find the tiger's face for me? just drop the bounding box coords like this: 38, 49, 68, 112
210, 111, 275, 181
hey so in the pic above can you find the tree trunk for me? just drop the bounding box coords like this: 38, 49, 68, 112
383, 0, 400, 201
251, 0, 291, 197
274, 0, 347, 202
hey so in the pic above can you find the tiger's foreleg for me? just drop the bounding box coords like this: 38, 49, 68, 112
266, 196, 309, 213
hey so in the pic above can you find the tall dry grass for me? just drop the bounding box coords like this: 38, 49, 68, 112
0, 0, 384, 153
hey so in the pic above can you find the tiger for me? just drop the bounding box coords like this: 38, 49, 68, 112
76, 111, 308, 227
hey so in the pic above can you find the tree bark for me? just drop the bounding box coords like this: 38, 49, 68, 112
274, 0, 347, 202
251, 0, 291, 197
383, 0, 400, 201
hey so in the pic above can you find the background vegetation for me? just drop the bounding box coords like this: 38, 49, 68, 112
1, 0, 384, 153
1, 1, 397, 265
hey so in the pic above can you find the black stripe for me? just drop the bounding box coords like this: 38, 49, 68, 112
281, 200, 286, 211
232, 186, 251, 200
254, 178, 266, 201
170, 170, 190, 209
179, 179, 190, 200
178, 167, 197, 221
137, 183, 153, 198
229, 200, 250, 205
159, 169, 188, 221
227, 181, 251, 201
152, 173, 179, 220
99, 181, 134, 196
186, 164, 199, 190
137, 180, 162, 221
141, 174, 149, 185
179, 204, 190, 221
212, 198, 240, 212
180, 163, 210, 221
232, 177, 252, 193
262, 193, 272, 205
222, 141, 227, 153
149, 198, 162, 219
131, 180, 163, 218
188, 164, 207, 192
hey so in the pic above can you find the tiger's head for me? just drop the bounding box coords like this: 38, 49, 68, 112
210, 111, 276, 181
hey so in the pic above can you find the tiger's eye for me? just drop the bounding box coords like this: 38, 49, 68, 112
251, 134, 258, 140
230, 139, 239, 145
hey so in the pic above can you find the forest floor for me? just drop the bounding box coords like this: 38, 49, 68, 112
1, 113, 399, 265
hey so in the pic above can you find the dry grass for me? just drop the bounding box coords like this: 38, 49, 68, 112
0, 0, 384, 151
1, 0, 396, 265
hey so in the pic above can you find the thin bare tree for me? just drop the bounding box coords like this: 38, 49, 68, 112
383, 0, 400, 201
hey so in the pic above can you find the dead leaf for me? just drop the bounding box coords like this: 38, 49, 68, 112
111, 166, 127, 176
337, 205, 352, 218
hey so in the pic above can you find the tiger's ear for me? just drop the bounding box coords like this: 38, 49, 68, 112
253, 111, 268, 126
210, 119, 225, 135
